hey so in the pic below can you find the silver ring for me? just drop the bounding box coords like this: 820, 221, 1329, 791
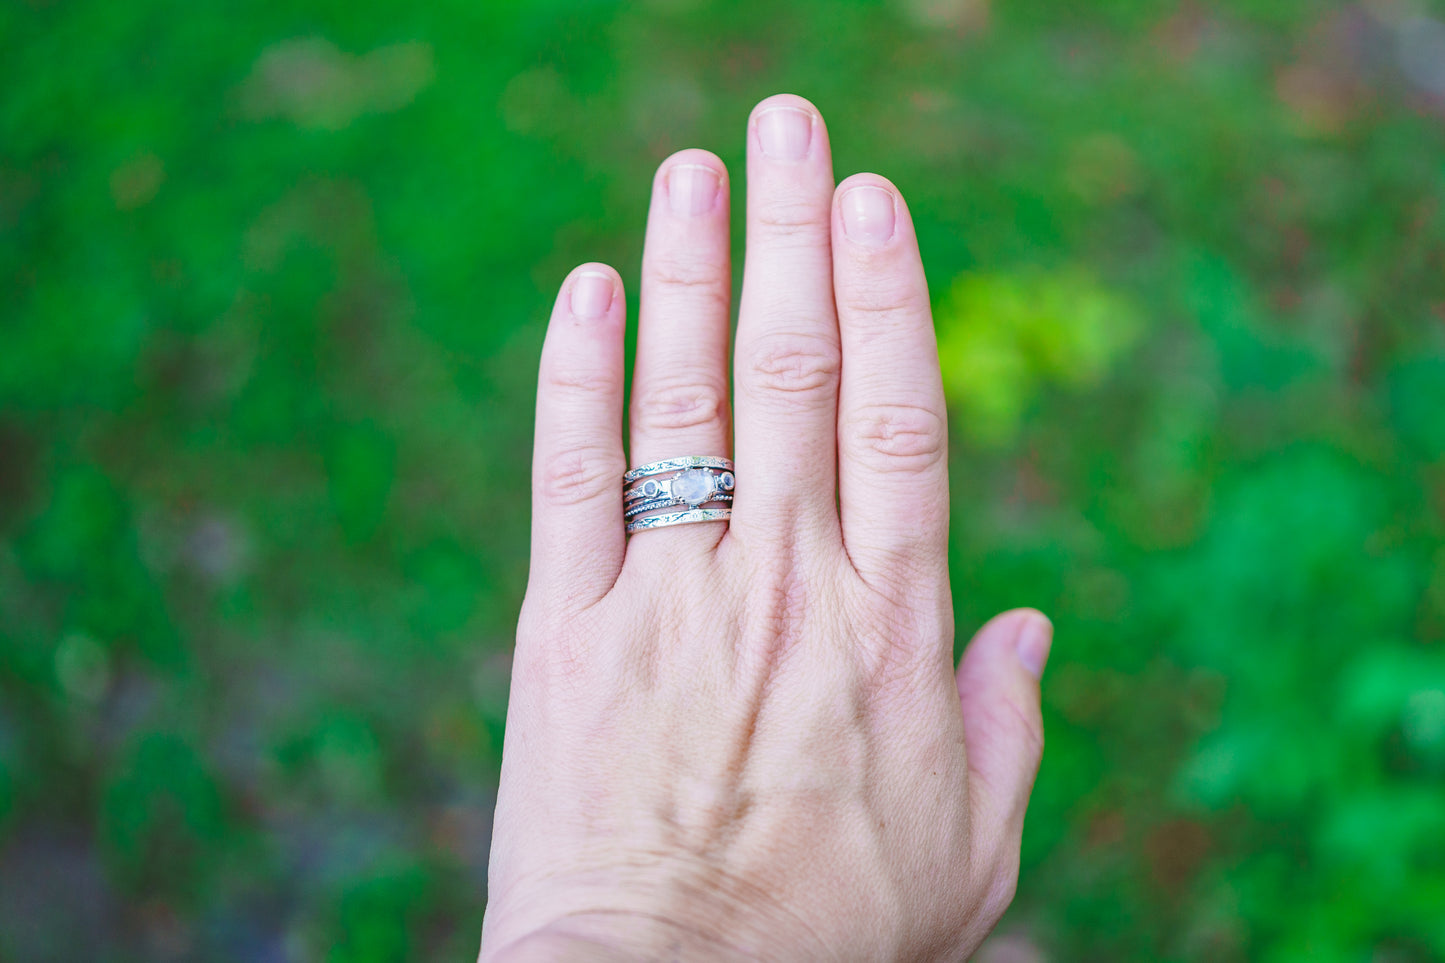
626, 492, 733, 519
623, 455, 733, 484
623, 456, 734, 534
627, 509, 732, 533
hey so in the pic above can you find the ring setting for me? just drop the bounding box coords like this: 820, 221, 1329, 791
623, 456, 735, 533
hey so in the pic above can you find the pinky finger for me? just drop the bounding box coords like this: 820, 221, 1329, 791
528, 263, 628, 611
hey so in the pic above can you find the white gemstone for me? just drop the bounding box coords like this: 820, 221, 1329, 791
672, 468, 714, 506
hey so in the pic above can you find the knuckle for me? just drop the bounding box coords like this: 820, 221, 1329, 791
632, 380, 728, 434
649, 256, 729, 298
855, 618, 930, 699
845, 401, 946, 471
980, 856, 1021, 925
843, 280, 929, 321
991, 692, 1046, 762
856, 551, 937, 606
514, 619, 596, 694
754, 201, 827, 238
745, 555, 813, 661
538, 638, 593, 690
743, 331, 840, 401
536, 446, 624, 508
543, 363, 615, 396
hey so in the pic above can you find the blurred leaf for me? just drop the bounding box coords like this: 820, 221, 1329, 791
240, 38, 435, 131
326, 866, 431, 963
327, 422, 396, 544
936, 267, 1141, 444
1388, 357, 1445, 459
100, 733, 228, 898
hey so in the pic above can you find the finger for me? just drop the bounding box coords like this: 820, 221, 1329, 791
529, 263, 628, 608
955, 609, 1051, 853
731, 93, 842, 544
831, 174, 950, 591
627, 150, 733, 545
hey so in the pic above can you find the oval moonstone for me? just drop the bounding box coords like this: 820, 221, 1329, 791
671, 468, 715, 507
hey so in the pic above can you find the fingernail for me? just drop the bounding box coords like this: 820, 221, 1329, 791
667, 164, 721, 217
840, 185, 896, 248
756, 106, 813, 161
569, 271, 614, 320
1016, 613, 1053, 680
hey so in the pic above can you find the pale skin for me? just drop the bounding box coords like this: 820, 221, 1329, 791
479, 94, 1053, 962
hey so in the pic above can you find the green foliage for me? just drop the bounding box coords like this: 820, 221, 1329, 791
3, 0, 1444, 959
936, 268, 1141, 444
101, 733, 229, 897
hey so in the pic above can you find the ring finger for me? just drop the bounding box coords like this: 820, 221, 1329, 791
626, 149, 735, 546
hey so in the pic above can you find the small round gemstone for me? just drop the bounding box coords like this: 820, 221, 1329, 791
643, 480, 659, 497
718, 471, 735, 492
671, 468, 715, 507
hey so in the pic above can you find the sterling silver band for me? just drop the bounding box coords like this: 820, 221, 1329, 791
625, 492, 733, 519
623, 456, 733, 484
624, 468, 736, 502
626, 508, 732, 534
623, 455, 735, 535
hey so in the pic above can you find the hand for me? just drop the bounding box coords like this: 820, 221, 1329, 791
479, 93, 1052, 962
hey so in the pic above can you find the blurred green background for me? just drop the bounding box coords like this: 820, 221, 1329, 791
3, 0, 1445, 959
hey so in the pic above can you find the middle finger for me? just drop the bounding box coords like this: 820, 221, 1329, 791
731, 94, 842, 545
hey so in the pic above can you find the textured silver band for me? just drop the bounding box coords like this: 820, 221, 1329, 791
625, 492, 733, 519
626, 508, 732, 534
623, 455, 735, 535
624, 467, 735, 502
623, 455, 733, 484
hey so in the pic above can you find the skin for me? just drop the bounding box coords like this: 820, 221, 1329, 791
479, 94, 1052, 962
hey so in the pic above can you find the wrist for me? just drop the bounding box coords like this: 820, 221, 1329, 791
485, 912, 757, 963
480, 854, 840, 963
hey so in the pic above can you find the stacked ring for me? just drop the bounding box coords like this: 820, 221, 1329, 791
623, 456, 735, 534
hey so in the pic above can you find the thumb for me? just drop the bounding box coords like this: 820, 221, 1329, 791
955, 608, 1051, 851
